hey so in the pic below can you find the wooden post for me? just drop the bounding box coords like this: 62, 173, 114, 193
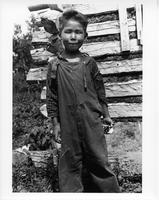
118, 5, 130, 52
28, 4, 63, 12
28, 4, 49, 12
135, 4, 143, 45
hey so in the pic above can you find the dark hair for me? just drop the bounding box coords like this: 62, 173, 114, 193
58, 9, 88, 33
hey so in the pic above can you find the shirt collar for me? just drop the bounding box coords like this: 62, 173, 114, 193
57, 52, 91, 65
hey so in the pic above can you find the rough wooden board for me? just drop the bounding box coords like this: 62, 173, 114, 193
105, 80, 142, 97
32, 29, 52, 43
26, 67, 48, 81
41, 86, 47, 99
31, 9, 60, 23
29, 150, 53, 168
98, 57, 142, 74
28, 4, 49, 12
72, 4, 135, 15
31, 39, 142, 62
39, 80, 142, 99
118, 5, 130, 52
108, 102, 142, 118
26, 57, 142, 81
31, 48, 54, 62
32, 3, 135, 19
13, 149, 141, 181
28, 4, 63, 12
88, 18, 135, 37
80, 39, 141, 57
13, 149, 121, 168
32, 19, 136, 43
40, 102, 142, 119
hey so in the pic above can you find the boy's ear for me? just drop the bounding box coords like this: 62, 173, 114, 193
85, 32, 88, 39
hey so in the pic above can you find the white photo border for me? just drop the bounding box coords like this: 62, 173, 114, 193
0, 0, 159, 199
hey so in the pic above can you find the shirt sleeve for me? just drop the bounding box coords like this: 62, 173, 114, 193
90, 58, 108, 107
46, 58, 59, 118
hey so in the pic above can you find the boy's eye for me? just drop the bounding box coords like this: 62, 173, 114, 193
75, 30, 84, 34
64, 29, 84, 34
64, 29, 72, 33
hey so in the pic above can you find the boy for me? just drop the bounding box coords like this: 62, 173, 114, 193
46, 9, 120, 192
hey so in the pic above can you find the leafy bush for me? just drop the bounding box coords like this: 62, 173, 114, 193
26, 120, 56, 151
13, 87, 44, 149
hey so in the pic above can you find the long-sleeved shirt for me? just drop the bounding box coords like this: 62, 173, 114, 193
46, 53, 108, 119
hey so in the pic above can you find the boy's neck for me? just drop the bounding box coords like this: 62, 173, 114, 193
62, 50, 81, 59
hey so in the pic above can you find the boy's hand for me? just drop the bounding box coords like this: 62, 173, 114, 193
53, 123, 61, 144
102, 117, 113, 126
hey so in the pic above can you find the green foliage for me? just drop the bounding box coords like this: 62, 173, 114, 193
13, 14, 41, 73
26, 14, 41, 32
26, 120, 55, 151
13, 89, 44, 149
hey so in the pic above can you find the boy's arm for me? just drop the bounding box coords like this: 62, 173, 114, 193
101, 104, 113, 125
91, 59, 113, 125
46, 59, 58, 119
46, 59, 61, 143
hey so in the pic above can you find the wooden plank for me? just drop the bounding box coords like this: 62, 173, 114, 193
118, 5, 130, 52
33, 4, 136, 18
72, 4, 135, 16
88, 18, 135, 37
28, 4, 50, 12
79, 39, 141, 57
40, 103, 142, 118
26, 58, 142, 81
105, 80, 142, 98
109, 102, 142, 118
41, 86, 47, 99
135, 4, 143, 45
32, 19, 136, 43
26, 67, 48, 81
98, 57, 142, 74
31, 4, 136, 30
31, 39, 142, 62
32, 29, 52, 43
13, 149, 141, 175
28, 4, 63, 12
30, 48, 53, 63
39, 80, 142, 99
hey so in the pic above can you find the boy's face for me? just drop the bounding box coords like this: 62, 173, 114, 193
60, 19, 86, 53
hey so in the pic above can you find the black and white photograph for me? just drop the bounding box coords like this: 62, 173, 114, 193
0, 0, 159, 199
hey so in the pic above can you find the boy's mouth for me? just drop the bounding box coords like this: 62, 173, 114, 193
69, 43, 78, 45
68, 43, 79, 48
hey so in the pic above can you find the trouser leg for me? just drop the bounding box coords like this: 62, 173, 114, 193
83, 119, 120, 192
58, 146, 84, 192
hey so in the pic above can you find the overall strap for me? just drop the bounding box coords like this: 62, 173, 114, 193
49, 57, 60, 79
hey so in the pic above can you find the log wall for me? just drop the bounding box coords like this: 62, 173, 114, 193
27, 4, 143, 121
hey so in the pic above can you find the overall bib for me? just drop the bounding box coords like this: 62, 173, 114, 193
54, 56, 120, 192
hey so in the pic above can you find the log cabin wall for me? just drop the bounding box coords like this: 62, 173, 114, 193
27, 4, 143, 122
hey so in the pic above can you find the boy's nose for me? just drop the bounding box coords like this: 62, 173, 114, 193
70, 32, 76, 39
